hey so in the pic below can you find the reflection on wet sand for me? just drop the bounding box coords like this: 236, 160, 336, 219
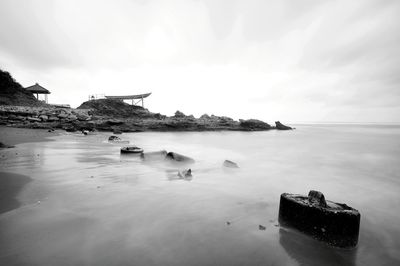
279, 228, 357, 266
0, 172, 32, 214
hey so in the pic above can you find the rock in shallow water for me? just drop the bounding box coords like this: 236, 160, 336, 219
165, 152, 195, 163
223, 160, 239, 168
275, 121, 292, 130
140, 150, 168, 160
278, 191, 360, 248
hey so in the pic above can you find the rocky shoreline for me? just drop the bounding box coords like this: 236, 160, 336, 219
0, 101, 293, 133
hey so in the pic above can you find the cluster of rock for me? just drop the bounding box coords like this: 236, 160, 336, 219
0, 105, 92, 131
0, 99, 293, 132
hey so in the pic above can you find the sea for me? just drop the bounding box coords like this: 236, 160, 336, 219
1, 124, 400, 266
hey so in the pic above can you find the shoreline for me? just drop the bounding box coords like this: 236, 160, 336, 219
0, 126, 56, 215
0, 103, 293, 133
0, 125, 59, 146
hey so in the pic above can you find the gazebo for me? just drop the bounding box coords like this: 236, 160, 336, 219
25, 83, 50, 103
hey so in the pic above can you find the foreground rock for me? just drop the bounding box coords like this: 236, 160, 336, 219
278, 190, 360, 248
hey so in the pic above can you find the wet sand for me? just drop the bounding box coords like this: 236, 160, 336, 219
0, 126, 56, 214
0, 125, 58, 145
0, 172, 31, 214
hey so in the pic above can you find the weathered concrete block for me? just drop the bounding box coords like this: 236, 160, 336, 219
278, 191, 360, 248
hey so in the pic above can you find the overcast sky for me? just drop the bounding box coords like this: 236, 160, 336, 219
1, 0, 399, 123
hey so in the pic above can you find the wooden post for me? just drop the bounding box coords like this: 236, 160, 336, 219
141, 96, 144, 107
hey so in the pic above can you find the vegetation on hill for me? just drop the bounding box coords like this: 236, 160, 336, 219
0, 69, 45, 106
77, 98, 165, 119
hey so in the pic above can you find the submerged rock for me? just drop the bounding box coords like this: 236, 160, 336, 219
178, 169, 192, 178
0, 142, 14, 149
278, 191, 360, 248
275, 121, 292, 130
165, 152, 195, 163
223, 160, 239, 168
140, 150, 168, 160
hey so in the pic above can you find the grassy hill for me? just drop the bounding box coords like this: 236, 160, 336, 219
0, 69, 45, 106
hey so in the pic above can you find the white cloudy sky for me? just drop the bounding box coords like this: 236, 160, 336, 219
1, 0, 399, 123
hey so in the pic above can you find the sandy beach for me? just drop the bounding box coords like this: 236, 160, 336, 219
0, 126, 57, 214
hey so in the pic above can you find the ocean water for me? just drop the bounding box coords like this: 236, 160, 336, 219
1, 125, 400, 266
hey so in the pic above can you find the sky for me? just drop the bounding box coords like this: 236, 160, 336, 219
0, 0, 399, 123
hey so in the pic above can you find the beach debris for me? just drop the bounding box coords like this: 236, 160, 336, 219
140, 150, 167, 160
178, 169, 192, 178
166, 152, 195, 163
259, 225, 266, 230
226, 221, 231, 225
278, 190, 361, 248
48, 128, 55, 132
82, 129, 89, 135
120, 146, 143, 154
275, 121, 293, 130
223, 160, 239, 168
0, 142, 15, 149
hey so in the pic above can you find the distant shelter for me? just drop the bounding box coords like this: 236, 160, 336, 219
25, 83, 50, 103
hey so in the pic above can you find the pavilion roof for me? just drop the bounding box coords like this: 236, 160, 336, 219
25, 83, 50, 94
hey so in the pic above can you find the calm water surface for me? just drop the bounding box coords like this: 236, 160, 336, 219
1, 125, 400, 265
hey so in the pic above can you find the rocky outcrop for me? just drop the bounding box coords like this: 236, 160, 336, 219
0, 105, 294, 132
240, 119, 272, 130
1, 68, 295, 132
275, 121, 293, 130
0, 105, 92, 131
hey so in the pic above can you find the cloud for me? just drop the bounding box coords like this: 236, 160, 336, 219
0, 0, 399, 122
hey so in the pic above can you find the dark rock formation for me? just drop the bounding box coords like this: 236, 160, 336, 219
165, 152, 195, 163
275, 121, 292, 130
240, 119, 272, 130
178, 169, 192, 178
308, 190, 327, 208
278, 191, 360, 248
77, 98, 163, 119
223, 160, 239, 168
174, 110, 186, 118
1, 69, 294, 132
0, 142, 15, 149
